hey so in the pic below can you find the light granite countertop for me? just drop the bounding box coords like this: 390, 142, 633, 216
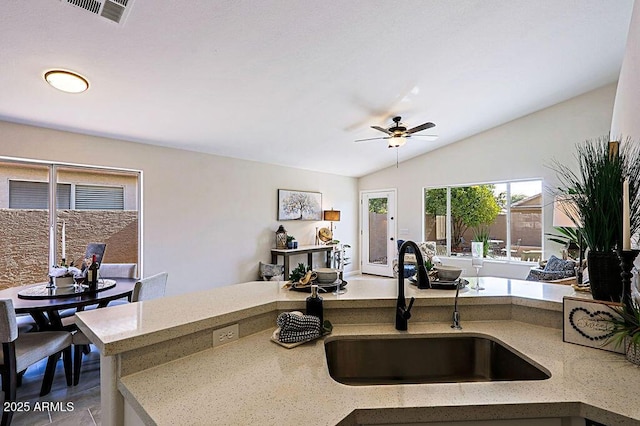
77, 277, 640, 425
76, 277, 582, 356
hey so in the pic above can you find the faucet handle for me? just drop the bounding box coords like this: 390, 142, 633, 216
406, 296, 415, 314
399, 297, 415, 320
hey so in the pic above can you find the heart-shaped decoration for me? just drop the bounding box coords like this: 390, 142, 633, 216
568, 307, 616, 341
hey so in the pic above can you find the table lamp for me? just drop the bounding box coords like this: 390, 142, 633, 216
323, 209, 341, 237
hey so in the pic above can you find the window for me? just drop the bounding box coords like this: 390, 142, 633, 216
9, 181, 71, 209
424, 180, 542, 261
9, 180, 124, 210
75, 185, 124, 210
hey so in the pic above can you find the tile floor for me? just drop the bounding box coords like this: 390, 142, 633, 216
10, 346, 101, 426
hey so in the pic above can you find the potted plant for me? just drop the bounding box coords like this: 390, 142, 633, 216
552, 136, 640, 301
545, 226, 580, 259
473, 226, 491, 258
289, 263, 309, 283
286, 235, 295, 249
606, 299, 640, 366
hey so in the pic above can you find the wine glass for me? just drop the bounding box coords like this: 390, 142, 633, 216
332, 246, 346, 295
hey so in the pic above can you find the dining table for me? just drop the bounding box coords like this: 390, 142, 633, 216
0, 278, 136, 331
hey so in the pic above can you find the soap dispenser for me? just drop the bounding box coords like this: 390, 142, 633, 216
306, 284, 323, 325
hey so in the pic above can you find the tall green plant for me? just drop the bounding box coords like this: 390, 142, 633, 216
473, 226, 490, 257
425, 186, 500, 248
545, 226, 579, 247
551, 136, 640, 252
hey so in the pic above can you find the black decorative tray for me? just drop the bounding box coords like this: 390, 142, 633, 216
289, 280, 347, 293
409, 277, 468, 290
18, 279, 117, 299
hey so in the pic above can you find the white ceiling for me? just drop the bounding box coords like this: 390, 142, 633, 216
0, 1, 634, 177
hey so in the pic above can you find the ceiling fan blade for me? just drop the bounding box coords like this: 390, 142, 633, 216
371, 126, 392, 135
406, 122, 436, 134
355, 137, 389, 143
408, 134, 439, 141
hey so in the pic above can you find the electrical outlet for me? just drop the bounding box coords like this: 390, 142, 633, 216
212, 324, 239, 347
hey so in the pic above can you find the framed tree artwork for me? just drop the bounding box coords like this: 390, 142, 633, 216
278, 189, 322, 220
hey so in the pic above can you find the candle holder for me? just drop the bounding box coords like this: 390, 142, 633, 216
618, 249, 640, 311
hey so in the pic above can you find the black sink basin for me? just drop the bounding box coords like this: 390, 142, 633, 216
325, 334, 550, 385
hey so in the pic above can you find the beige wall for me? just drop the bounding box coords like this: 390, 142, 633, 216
359, 84, 617, 279
0, 121, 359, 295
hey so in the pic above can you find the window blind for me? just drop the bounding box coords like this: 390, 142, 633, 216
75, 185, 124, 210
9, 181, 71, 209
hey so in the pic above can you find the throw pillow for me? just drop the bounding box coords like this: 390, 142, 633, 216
544, 255, 571, 272
526, 269, 575, 282
259, 262, 284, 281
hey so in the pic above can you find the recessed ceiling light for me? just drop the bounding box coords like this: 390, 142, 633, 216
44, 70, 89, 93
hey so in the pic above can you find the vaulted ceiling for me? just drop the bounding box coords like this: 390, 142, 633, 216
0, 1, 633, 177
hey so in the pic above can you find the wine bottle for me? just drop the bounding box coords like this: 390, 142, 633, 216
306, 284, 323, 325
88, 254, 99, 291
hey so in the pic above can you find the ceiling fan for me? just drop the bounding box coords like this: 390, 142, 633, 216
355, 116, 437, 148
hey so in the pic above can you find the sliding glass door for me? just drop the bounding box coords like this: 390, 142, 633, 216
55, 166, 139, 269
1, 160, 51, 289
0, 158, 141, 289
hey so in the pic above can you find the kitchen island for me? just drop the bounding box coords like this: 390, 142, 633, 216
76, 277, 640, 425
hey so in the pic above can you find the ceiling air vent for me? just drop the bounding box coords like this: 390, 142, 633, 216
60, 0, 135, 25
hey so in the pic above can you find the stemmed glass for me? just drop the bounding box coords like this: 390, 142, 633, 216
471, 242, 484, 290
332, 246, 346, 295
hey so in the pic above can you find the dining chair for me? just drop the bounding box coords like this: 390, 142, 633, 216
72, 272, 168, 385
131, 272, 168, 302
0, 299, 72, 426
99, 263, 137, 280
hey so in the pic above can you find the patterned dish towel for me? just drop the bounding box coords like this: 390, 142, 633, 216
277, 311, 320, 332
277, 328, 321, 343
276, 311, 321, 343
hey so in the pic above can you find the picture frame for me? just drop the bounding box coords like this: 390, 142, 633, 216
278, 189, 322, 221
562, 296, 624, 354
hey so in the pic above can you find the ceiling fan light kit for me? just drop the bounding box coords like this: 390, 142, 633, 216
388, 135, 406, 148
355, 116, 437, 148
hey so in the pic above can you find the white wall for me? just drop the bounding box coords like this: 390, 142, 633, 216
612, 0, 640, 140
359, 84, 617, 279
0, 121, 359, 295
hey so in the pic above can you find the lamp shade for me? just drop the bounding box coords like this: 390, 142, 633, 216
323, 210, 341, 221
552, 196, 581, 228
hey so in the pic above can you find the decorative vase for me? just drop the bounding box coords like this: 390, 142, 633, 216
587, 250, 623, 302
625, 336, 640, 366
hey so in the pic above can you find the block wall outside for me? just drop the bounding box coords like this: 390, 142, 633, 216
368, 212, 388, 263
0, 209, 138, 289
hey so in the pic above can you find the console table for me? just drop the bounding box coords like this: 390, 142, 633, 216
271, 245, 335, 279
